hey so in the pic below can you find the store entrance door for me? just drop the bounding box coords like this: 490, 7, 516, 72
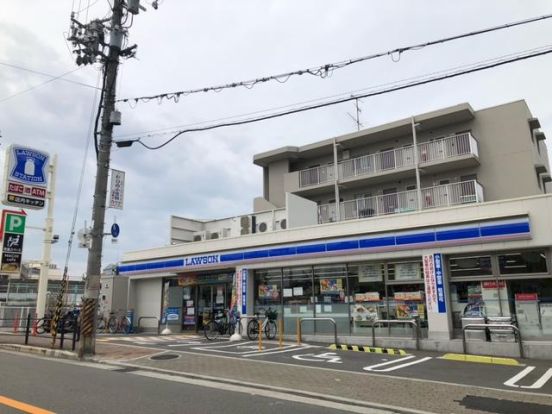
197, 284, 230, 330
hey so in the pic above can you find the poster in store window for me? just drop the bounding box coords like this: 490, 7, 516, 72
320, 278, 342, 294
358, 264, 383, 282
395, 262, 421, 280
259, 284, 279, 300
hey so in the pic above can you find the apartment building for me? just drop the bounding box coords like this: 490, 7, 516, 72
119, 100, 552, 359
253, 100, 550, 221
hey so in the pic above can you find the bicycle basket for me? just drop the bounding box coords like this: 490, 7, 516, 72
265, 308, 278, 321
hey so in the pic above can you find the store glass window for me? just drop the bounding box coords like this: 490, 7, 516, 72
449, 255, 492, 277
498, 251, 548, 275
282, 266, 314, 334
348, 262, 385, 336
387, 283, 427, 331
506, 278, 552, 339
253, 269, 282, 316
450, 281, 505, 331
313, 264, 348, 334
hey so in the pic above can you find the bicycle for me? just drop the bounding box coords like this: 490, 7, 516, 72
247, 307, 277, 340
204, 309, 236, 340
106, 312, 131, 334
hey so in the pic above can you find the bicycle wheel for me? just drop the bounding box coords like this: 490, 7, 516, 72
228, 321, 235, 336
36, 318, 47, 334
265, 320, 277, 340
247, 319, 259, 340
204, 321, 220, 340
119, 317, 131, 334
107, 316, 118, 334
96, 317, 106, 332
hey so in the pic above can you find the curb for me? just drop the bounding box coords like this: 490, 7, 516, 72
440, 353, 520, 366
329, 344, 407, 355
0, 343, 79, 361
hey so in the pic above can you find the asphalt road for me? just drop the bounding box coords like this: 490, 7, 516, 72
97, 333, 552, 395
0, 351, 388, 414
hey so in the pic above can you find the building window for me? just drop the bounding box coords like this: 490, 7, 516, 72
313, 265, 348, 333
282, 266, 314, 334
254, 268, 282, 315
387, 261, 423, 281
498, 251, 547, 275
449, 255, 493, 277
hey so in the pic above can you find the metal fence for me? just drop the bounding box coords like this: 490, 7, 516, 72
318, 180, 484, 223
298, 133, 479, 189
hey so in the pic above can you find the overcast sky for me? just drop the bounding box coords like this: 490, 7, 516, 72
1, 1, 552, 279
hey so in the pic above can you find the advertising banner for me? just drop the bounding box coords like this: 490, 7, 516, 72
423, 253, 447, 314
109, 169, 125, 209
241, 269, 248, 315
2, 145, 49, 210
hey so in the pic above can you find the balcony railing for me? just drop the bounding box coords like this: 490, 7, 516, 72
318, 180, 484, 223
299, 164, 335, 187
298, 132, 478, 188
418, 133, 478, 164
339, 146, 415, 180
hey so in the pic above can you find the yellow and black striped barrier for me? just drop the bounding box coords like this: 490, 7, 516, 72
329, 343, 407, 355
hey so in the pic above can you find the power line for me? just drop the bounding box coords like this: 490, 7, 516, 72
114, 45, 545, 142
118, 45, 552, 150
0, 61, 100, 90
117, 13, 552, 105
0, 67, 84, 103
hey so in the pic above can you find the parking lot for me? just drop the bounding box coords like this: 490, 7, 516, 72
98, 333, 552, 395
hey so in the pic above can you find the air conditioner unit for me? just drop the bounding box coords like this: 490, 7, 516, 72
258, 222, 268, 233
209, 232, 219, 240
279, 219, 287, 230
192, 230, 210, 241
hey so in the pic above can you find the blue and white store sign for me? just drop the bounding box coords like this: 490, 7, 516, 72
118, 217, 531, 277
2, 145, 50, 210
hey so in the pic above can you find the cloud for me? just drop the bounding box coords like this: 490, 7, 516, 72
0, 0, 551, 278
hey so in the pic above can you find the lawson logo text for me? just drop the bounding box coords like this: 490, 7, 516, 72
184, 255, 219, 266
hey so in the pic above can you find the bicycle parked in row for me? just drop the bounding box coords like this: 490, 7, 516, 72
36, 308, 80, 334
247, 307, 277, 340
204, 308, 241, 340
96, 311, 131, 334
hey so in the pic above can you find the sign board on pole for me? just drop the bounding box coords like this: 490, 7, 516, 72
0, 209, 27, 273
2, 145, 49, 210
109, 169, 125, 210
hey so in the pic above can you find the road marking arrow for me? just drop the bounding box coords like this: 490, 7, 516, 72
292, 352, 342, 364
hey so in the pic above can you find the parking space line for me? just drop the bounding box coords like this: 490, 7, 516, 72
363, 356, 433, 372
504, 366, 552, 389
242, 345, 317, 358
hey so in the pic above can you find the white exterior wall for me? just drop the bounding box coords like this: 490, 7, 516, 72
130, 277, 163, 329
123, 194, 552, 265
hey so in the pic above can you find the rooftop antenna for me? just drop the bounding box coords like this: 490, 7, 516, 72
346, 98, 364, 131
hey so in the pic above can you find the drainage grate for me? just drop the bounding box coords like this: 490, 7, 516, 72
150, 354, 180, 361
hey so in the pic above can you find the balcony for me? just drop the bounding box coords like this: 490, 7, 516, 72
418, 132, 479, 172
297, 133, 479, 190
318, 180, 484, 223
299, 164, 335, 187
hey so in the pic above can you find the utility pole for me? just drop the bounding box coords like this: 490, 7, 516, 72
66, 0, 155, 357
80, 0, 123, 357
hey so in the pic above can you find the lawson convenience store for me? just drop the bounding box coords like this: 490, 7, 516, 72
119, 195, 552, 359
